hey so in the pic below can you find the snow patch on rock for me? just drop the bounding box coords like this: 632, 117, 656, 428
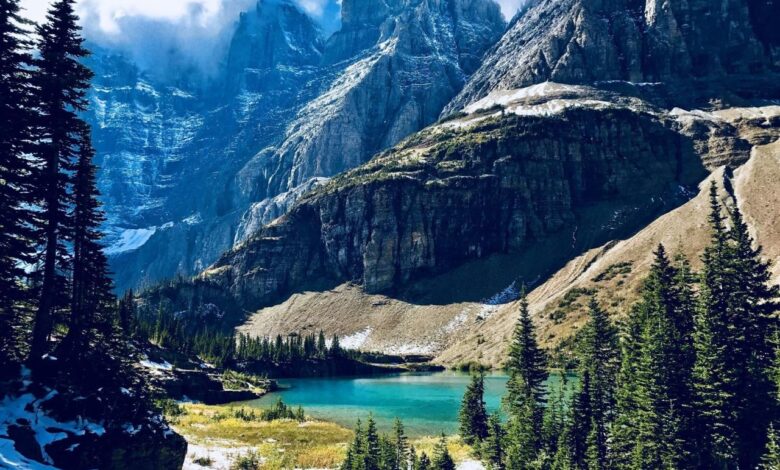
106, 227, 156, 255
341, 327, 373, 350
139, 358, 174, 371
477, 282, 521, 320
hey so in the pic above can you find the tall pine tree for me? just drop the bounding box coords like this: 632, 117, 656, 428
0, 0, 37, 370
503, 290, 548, 467
575, 299, 619, 469
619, 246, 696, 468
459, 372, 489, 445
728, 205, 779, 467
29, 0, 93, 365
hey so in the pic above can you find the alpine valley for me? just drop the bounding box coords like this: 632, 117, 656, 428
143, 0, 780, 364
1, 0, 780, 468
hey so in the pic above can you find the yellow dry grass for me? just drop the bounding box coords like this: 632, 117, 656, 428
173, 403, 352, 469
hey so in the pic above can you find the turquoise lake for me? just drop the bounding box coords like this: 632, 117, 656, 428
247, 371, 572, 436
248, 372, 508, 436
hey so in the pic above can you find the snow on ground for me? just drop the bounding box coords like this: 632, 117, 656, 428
462, 81, 585, 114
444, 309, 470, 334
183, 213, 203, 225
477, 282, 521, 321
183, 442, 261, 470
0, 369, 106, 468
0, 439, 61, 470
139, 358, 174, 371
457, 459, 486, 470
105, 227, 156, 255
340, 327, 373, 350
383, 342, 437, 356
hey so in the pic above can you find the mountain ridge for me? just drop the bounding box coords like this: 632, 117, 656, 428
86, 0, 506, 292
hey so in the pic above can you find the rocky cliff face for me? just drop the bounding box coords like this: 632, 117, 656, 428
88, 0, 505, 292
444, 0, 780, 114
188, 96, 715, 312
237, 0, 506, 230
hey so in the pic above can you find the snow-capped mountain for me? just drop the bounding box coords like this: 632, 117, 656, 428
86, 0, 505, 292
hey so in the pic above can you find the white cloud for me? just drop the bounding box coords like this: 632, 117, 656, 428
20, 0, 248, 34
19, 0, 343, 30
495, 0, 528, 19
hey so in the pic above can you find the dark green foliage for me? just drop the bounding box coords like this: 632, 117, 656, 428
342, 416, 406, 470
557, 288, 598, 310
762, 424, 780, 470
541, 372, 568, 463
482, 413, 505, 470
30, 0, 94, 364
459, 372, 489, 445
432, 434, 456, 470
236, 331, 343, 364
503, 291, 549, 468
392, 418, 409, 470
610, 246, 696, 469
226, 399, 305, 422
0, 0, 155, 429
416, 452, 431, 470
0, 0, 37, 370
592, 262, 633, 283
575, 299, 619, 469
692, 185, 779, 468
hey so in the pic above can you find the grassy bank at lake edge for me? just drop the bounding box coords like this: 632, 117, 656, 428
169, 403, 475, 469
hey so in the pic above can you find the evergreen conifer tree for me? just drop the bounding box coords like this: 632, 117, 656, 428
542, 371, 568, 461
364, 415, 381, 470
392, 418, 408, 470
727, 205, 779, 466
417, 452, 431, 470
459, 372, 489, 445
503, 290, 548, 466
483, 413, 505, 470
575, 299, 618, 469
692, 185, 741, 467
318, 330, 327, 357
29, 0, 93, 366
763, 424, 780, 470
618, 246, 696, 468
432, 434, 455, 470
0, 0, 37, 371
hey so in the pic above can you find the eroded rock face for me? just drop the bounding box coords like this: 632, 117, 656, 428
196, 104, 707, 311
247, 0, 507, 201
444, 0, 780, 114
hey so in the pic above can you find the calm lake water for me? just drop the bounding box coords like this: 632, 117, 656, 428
246, 371, 571, 436
248, 371, 505, 436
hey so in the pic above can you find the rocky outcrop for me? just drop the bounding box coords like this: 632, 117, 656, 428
87, 1, 327, 292
192, 100, 710, 312
139, 0, 778, 359
244, 0, 506, 205
444, 0, 780, 114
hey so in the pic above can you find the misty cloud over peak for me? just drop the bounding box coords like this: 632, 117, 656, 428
19, 0, 521, 80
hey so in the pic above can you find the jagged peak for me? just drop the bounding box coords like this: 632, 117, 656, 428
444, 0, 780, 114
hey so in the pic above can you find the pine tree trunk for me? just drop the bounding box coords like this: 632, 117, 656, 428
30, 136, 61, 367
